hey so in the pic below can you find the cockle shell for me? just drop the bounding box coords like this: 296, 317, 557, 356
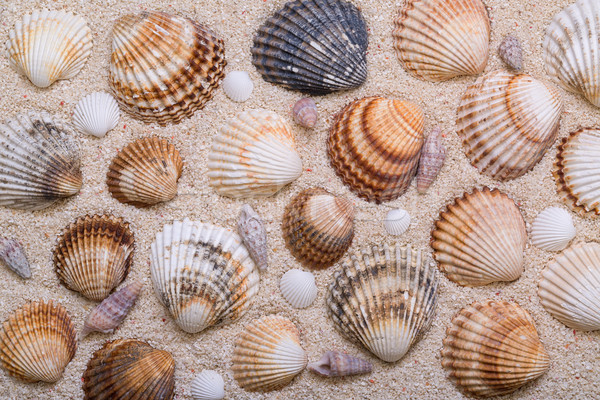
53, 214, 135, 301
327, 244, 439, 362
392, 0, 490, 82
0, 237, 31, 279
457, 70, 563, 180
0, 111, 81, 210
416, 126, 446, 193
498, 35, 523, 71
6, 9, 93, 88
280, 269, 318, 309
72, 92, 120, 138
232, 315, 307, 391
252, 0, 368, 95
0, 301, 76, 383
222, 71, 253, 102
442, 300, 550, 397
328, 96, 424, 203
208, 109, 302, 198
292, 98, 318, 129
530, 207, 576, 252
150, 219, 260, 334
110, 11, 226, 125
383, 209, 411, 236
191, 370, 225, 400
308, 351, 372, 377
237, 204, 268, 271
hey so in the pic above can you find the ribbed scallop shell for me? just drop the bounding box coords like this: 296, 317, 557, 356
53, 214, 135, 301
280, 269, 318, 309
82, 339, 175, 400
384, 209, 411, 236
457, 70, 563, 180
328, 96, 424, 203
110, 11, 226, 125
232, 315, 307, 392
252, 0, 368, 95
150, 218, 260, 334
442, 300, 550, 397
539, 243, 600, 331
0, 111, 81, 210
392, 0, 490, 82
0, 301, 76, 383
72, 92, 120, 138
107, 137, 183, 207
327, 244, 439, 363
6, 9, 93, 88
191, 370, 225, 400
222, 71, 253, 102
208, 109, 302, 198
530, 207, 576, 252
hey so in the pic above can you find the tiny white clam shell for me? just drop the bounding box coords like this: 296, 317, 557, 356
222, 71, 253, 102
384, 209, 411, 236
72, 92, 120, 137
280, 269, 318, 309
530, 207, 576, 252
191, 370, 225, 400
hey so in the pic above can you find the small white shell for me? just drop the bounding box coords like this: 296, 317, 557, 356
530, 207, 576, 252
222, 71, 253, 102
72, 92, 120, 138
384, 209, 411, 236
191, 370, 225, 400
280, 269, 318, 309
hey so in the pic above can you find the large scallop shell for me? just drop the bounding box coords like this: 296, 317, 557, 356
208, 109, 302, 198
251, 0, 368, 95
0, 111, 81, 210
530, 206, 576, 252
150, 218, 260, 334
392, 0, 490, 82
6, 9, 93, 88
327, 244, 439, 363
110, 11, 226, 125
280, 269, 318, 309
53, 214, 135, 301
442, 300, 550, 397
457, 70, 563, 180
72, 92, 120, 138
327, 96, 424, 203
0, 301, 76, 383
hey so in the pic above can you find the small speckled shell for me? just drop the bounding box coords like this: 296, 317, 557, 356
72, 92, 120, 138
292, 98, 318, 129
384, 209, 411, 236
0, 237, 31, 279
498, 35, 523, 71
308, 351, 372, 377
237, 204, 268, 271
416, 127, 446, 193
530, 207, 576, 252
191, 370, 225, 400
222, 71, 253, 102
280, 269, 318, 309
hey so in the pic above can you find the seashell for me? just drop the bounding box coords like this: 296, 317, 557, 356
191, 370, 225, 400
308, 351, 372, 377
292, 98, 318, 129
384, 209, 411, 236
208, 109, 302, 198
237, 204, 268, 271
0, 237, 31, 279
232, 315, 307, 391
53, 214, 135, 301
280, 269, 318, 309
82, 338, 175, 400
282, 187, 355, 269
72, 92, 120, 138
252, 0, 368, 95
0, 111, 81, 210
538, 242, 600, 331
328, 96, 424, 203
416, 126, 446, 193
110, 11, 226, 125
530, 207, 576, 252
327, 244, 439, 362
107, 136, 183, 207
392, 0, 490, 82
0, 300, 76, 383
222, 71, 253, 102
498, 35, 523, 71
457, 70, 563, 180
81, 280, 143, 338
150, 218, 260, 334
6, 9, 93, 88
442, 300, 550, 397
431, 187, 527, 286
553, 128, 600, 216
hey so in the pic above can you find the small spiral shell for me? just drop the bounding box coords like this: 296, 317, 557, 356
292, 98, 318, 129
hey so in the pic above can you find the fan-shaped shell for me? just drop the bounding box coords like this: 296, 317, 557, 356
328, 96, 424, 203
150, 218, 260, 334
392, 0, 490, 82
0, 237, 31, 279
72, 92, 120, 138
110, 11, 226, 125
53, 214, 135, 301
280, 269, 318, 309
442, 300, 550, 397
327, 244, 439, 363
6, 9, 92, 88
191, 370, 225, 400
252, 0, 368, 95
384, 209, 411, 236
530, 207, 576, 252
208, 109, 302, 198
457, 70, 563, 180
222, 71, 253, 102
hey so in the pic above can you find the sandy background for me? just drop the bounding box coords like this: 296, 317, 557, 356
0, 0, 598, 398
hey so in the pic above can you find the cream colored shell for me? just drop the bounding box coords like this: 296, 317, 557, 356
384, 209, 411, 235
280, 269, 318, 309
530, 207, 576, 252
191, 370, 225, 400
72, 92, 120, 138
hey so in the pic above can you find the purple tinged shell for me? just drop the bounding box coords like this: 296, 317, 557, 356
0, 237, 31, 279
237, 204, 268, 271
292, 98, 318, 129
416, 126, 446, 194
308, 351, 372, 377
498, 35, 523, 72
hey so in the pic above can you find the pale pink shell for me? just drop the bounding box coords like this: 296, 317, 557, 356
0, 237, 31, 279
416, 126, 446, 193
292, 98, 318, 129
308, 351, 372, 377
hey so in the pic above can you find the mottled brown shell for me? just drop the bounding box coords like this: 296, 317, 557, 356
308, 351, 372, 377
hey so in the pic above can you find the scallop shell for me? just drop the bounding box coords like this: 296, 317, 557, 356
222, 71, 253, 102
431, 187, 527, 286
6, 9, 93, 88
384, 209, 411, 236
150, 218, 260, 334
191, 370, 225, 400
308, 351, 372, 377
292, 98, 318, 129
530, 207, 576, 252
442, 300, 550, 397
232, 315, 307, 392
0, 237, 31, 279
392, 0, 490, 82
208, 109, 302, 198
0, 301, 76, 383
538, 243, 600, 331
328, 96, 424, 203
237, 204, 269, 271
280, 269, 318, 309
107, 136, 184, 207
251, 0, 368, 95
72, 92, 120, 138
457, 70, 563, 180
53, 214, 135, 301
0, 111, 81, 210
110, 11, 226, 125
82, 339, 175, 400
327, 244, 439, 363
416, 126, 446, 194
498, 35, 523, 72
